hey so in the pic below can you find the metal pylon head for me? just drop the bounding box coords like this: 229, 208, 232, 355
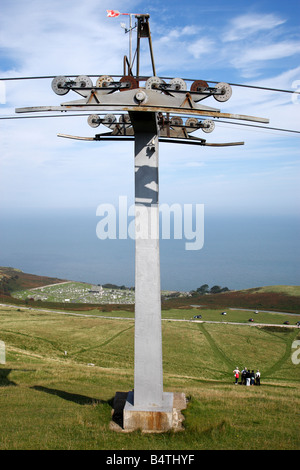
15, 13, 269, 146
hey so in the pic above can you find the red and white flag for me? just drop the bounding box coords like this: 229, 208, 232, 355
106, 10, 121, 17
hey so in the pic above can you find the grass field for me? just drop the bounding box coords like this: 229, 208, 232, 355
0, 303, 299, 450
241, 285, 300, 297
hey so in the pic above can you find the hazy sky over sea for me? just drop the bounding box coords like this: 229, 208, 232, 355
0, 0, 299, 289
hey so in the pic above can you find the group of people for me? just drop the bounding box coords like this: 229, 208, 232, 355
233, 367, 261, 386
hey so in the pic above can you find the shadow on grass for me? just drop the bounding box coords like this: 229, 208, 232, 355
0, 368, 17, 387
0, 368, 36, 387
31, 385, 113, 406
31, 385, 125, 428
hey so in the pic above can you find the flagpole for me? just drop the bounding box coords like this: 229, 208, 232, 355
107, 10, 136, 72
129, 14, 133, 69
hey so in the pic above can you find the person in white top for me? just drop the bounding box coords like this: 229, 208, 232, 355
233, 367, 240, 385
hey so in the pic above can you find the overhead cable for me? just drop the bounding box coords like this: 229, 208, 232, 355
0, 113, 299, 134
1, 75, 299, 94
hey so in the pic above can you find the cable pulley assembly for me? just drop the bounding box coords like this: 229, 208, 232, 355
18, 14, 268, 147
51, 76, 70, 95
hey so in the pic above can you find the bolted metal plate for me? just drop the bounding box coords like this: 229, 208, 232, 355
119, 113, 131, 123
87, 114, 101, 128
190, 80, 209, 92
75, 75, 93, 88
169, 78, 187, 91
145, 76, 163, 90
96, 75, 114, 88
185, 117, 199, 133
120, 75, 139, 92
171, 116, 183, 127
73, 75, 94, 98
214, 82, 232, 102
102, 114, 117, 128
201, 119, 215, 133
51, 76, 70, 95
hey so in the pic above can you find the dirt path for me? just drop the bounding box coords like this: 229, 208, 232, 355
1, 303, 299, 328
28, 281, 73, 290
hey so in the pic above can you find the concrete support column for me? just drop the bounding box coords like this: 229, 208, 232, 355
133, 115, 163, 407
122, 112, 173, 431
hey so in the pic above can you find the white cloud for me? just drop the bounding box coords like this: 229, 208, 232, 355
0, 0, 299, 215
0, 0, 131, 76
220, 12, 300, 77
187, 38, 215, 59
159, 25, 199, 41
231, 41, 300, 69
224, 13, 286, 42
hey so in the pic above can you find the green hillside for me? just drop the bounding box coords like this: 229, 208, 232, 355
0, 304, 299, 450
241, 285, 300, 296
0, 267, 66, 295
1, 267, 300, 314
164, 287, 300, 314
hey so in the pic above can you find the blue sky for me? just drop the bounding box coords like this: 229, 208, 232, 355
0, 0, 300, 217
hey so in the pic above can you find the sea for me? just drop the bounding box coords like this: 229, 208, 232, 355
0, 208, 299, 292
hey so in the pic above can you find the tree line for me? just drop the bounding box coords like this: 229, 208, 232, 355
190, 284, 230, 295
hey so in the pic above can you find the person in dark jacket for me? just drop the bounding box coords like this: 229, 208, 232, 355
241, 367, 247, 385
255, 369, 261, 385
246, 368, 251, 386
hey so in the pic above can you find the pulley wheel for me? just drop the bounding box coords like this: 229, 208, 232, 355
102, 114, 117, 127
119, 114, 130, 123
190, 80, 209, 92
171, 116, 183, 127
169, 78, 187, 91
202, 119, 215, 133
145, 76, 163, 90
96, 75, 114, 88
75, 75, 93, 89
51, 76, 70, 95
119, 75, 138, 92
87, 114, 101, 128
185, 117, 199, 132
213, 82, 232, 102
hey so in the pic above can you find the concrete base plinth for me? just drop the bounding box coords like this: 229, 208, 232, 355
110, 391, 187, 433
123, 391, 173, 432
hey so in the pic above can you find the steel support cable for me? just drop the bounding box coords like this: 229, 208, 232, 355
0, 75, 299, 95
0, 113, 299, 135
1, 76, 299, 133
211, 120, 300, 134
184, 79, 300, 95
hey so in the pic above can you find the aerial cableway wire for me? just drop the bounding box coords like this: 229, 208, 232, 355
1, 75, 300, 94
0, 114, 299, 135
0, 75, 299, 134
